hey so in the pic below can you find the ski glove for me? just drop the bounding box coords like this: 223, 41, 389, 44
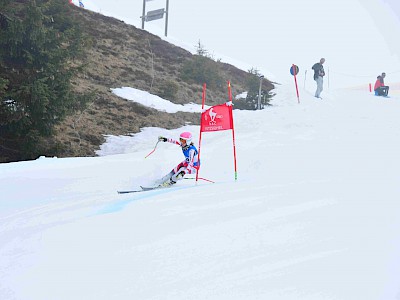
158, 136, 167, 142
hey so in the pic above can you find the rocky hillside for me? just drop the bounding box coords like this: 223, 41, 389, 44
31, 5, 275, 157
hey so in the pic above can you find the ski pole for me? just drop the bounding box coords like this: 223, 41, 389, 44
145, 141, 159, 159
198, 177, 215, 183
184, 177, 215, 183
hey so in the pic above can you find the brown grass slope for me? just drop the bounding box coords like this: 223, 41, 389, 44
53, 6, 274, 157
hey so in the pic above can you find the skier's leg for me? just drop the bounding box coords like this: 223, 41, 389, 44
171, 164, 198, 182
155, 160, 187, 184
170, 168, 185, 183
154, 170, 174, 185
170, 162, 189, 184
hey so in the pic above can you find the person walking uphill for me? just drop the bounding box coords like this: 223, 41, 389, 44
156, 132, 200, 187
312, 58, 326, 99
374, 72, 389, 97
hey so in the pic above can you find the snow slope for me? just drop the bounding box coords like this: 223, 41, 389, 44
1, 83, 400, 299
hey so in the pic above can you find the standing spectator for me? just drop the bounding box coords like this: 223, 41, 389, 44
312, 58, 326, 99
374, 73, 389, 97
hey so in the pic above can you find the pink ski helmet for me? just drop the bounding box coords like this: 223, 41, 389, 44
179, 131, 192, 145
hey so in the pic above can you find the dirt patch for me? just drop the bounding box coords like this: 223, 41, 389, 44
52, 6, 274, 157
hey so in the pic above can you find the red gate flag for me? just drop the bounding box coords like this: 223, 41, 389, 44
197, 82, 237, 182
200, 103, 233, 133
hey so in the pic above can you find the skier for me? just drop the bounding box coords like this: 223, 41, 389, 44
156, 132, 200, 186
312, 58, 326, 99
374, 72, 389, 97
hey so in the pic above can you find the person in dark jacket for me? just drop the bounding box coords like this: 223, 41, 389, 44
312, 58, 326, 99
374, 73, 389, 96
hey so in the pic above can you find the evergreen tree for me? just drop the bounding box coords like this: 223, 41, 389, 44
0, 0, 90, 161
0, 0, 11, 11
234, 68, 273, 110
181, 40, 223, 89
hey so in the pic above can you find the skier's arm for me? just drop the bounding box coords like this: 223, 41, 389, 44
158, 136, 180, 146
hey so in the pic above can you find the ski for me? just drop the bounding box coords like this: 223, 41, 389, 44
117, 190, 143, 194
117, 183, 172, 194
140, 184, 172, 191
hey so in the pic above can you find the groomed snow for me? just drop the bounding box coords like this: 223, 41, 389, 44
1, 83, 400, 299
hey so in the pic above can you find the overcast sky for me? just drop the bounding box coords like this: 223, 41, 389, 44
82, 0, 400, 88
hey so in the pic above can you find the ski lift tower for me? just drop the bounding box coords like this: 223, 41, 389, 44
141, 0, 170, 37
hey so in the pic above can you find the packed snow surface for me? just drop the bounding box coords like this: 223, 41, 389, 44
1, 84, 400, 299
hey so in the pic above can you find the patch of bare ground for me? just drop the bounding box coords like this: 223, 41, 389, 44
52, 6, 274, 157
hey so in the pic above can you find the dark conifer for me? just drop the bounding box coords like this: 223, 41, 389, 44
0, 0, 91, 161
